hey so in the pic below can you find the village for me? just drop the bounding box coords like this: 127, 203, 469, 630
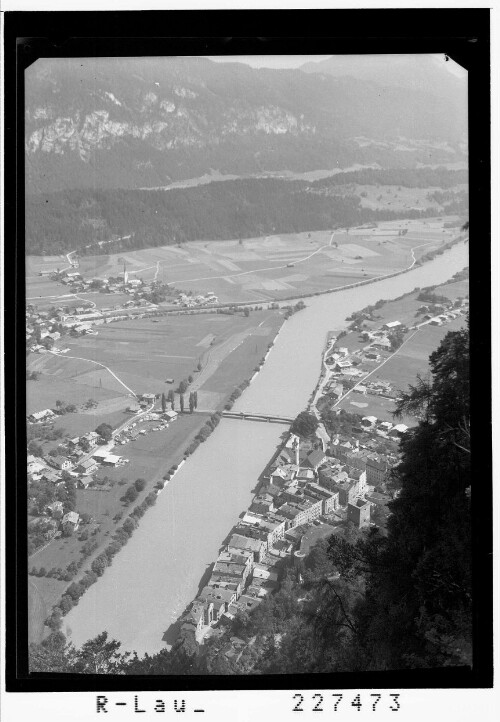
27, 263, 222, 353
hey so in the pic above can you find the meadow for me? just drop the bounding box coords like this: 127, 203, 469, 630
335, 316, 467, 423
26, 309, 283, 416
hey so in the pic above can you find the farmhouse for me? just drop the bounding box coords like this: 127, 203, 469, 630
50, 456, 73, 471
62, 511, 80, 530
82, 431, 99, 447
383, 321, 401, 330
29, 409, 56, 423
102, 455, 121, 467
372, 337, 391, 350
46, 501, 64, 516
27, 459, 46, 475
163, 410, 178, 421
77, 459, 98, 475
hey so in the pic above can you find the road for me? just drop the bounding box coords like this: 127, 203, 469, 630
162, 232, 338, 287
48, 350, 136, 397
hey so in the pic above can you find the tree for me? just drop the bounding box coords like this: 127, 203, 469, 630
291, 411, 319, 438
123, 486, 139, 504
178, 379, 188, 394
188, 375, 194, 383
95, 423, 113, 442
161, 392, 166, 413
243, 307, 250, 317
29, 632, 76, 672
197, 361, 202, 371
71, 632, 131, 674
28, 440, 44, 457
189, 393, 194, 414
180, 394, 185, 413
134, 478, 146, 492
193, 391, 198, 409
65, 404, 77, 413
354, 322, 472, 670
91, 554, 108, 577
62, 522, 74, 537
84, 398, 97, 409
80, 437, 90, 452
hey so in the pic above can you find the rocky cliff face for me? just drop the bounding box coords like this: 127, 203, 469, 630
25, 57, 467, 192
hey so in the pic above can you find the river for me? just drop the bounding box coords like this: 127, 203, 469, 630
64, 241, 468, 655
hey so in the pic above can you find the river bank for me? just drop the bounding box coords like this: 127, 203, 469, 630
62, 240, 468, 656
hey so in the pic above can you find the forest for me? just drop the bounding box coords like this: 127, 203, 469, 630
26, 168, 467, 256
29, 321, 473, 675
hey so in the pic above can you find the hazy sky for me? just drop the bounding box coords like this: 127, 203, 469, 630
204, 54, 466, 79
204, 55, 331, 69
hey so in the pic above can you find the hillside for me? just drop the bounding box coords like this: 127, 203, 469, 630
25, 56, 467, 193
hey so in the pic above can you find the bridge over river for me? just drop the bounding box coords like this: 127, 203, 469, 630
221, 411, 294, 425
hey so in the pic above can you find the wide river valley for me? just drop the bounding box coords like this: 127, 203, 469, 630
64, 241, 468, 655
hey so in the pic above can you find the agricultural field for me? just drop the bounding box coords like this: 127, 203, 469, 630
26, 373, 125, 416
356, 184, 467, 213
369, 316, 467, 390
26, 216, 462, 306
26, 309, 283, 418
28, 575, 67, 644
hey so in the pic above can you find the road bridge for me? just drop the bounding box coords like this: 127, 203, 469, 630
221, 411, 294, 425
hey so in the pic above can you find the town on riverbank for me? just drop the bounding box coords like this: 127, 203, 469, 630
26, 226, 468, 649
168, 267, 469, 660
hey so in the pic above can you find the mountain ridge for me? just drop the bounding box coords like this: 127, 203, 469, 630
25, 56, 467, 193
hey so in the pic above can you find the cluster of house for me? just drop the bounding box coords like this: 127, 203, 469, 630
174, 291, 218, 308
29, 506, 82, 543
360, 416, 408, 437
54, 268, 144, 295
25, 306, 67, 349
179, 431, 393, 647
27, 430, 129, 489
417, 296, 469, 326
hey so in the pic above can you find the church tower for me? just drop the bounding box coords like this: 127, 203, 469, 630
123, 262, 128, 285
